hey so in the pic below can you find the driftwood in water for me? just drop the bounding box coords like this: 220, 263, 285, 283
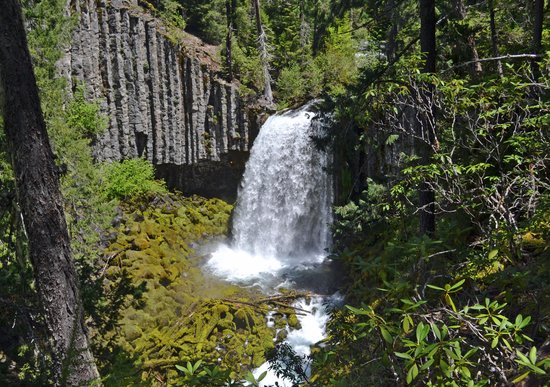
222, 291, 316, 315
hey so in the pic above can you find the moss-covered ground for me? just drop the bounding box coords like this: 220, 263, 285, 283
99, 193, 298, 385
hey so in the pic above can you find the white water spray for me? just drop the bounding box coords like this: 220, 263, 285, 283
207, 104, 332, 282
205, 103, 335, 386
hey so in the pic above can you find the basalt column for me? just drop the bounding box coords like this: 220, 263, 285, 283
64, 0, 259, 201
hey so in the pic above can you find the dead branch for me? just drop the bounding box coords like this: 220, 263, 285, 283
222, 291, 317, 314
443, 54, 543, 72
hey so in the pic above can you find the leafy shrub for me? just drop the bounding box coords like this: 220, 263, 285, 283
333, 178, 387, 250
66, 86, 107, 140
275, 61, 324, 108
276, 64, 307, 107
313, 280, 550, 386
102, 158, 167, 200
178, 0, 224, 45
139, 0, 186, 42
174, 360, 267, 386
159, 0, 186, 31
314, 15, 358, 97
232, 41, 264, 95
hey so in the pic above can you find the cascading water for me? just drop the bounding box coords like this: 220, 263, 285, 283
207, 103, 333, 284
205, 103, 338, 386
232, 108, 332, 259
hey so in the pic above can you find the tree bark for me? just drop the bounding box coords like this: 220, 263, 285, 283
531, 0, 544, 80
420, 0, 436, 74
312, 1, 323, 55
225, 0, 234, 80
385, 0, 399, 63
0, 1, 99, 385
299, 0, 309, 54
489, 0, 503, 77
252, 0, 274, 106
452, 0, 482, 75
418, 0, 436, 237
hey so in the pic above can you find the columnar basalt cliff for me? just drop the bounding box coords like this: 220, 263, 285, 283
63, 0, 259, 201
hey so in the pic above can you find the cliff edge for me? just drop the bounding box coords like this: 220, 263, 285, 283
62, 0, 261, 201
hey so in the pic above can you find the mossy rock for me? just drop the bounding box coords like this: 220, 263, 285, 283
276, 329, 288, 341
132, 234, 151, 250
123, 324, 143, 342
102, 193, 286, 383
287, 313, 300, 329
522, 231, 547, 252
128, 222, 141, 235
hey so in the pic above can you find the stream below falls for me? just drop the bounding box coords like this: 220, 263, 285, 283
204, 103, 340, 386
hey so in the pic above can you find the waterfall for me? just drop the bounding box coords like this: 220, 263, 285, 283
232, 106, 332, 259
206, 103, 333, 283
205, 103, 336, 387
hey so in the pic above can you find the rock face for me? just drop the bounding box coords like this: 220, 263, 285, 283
63, 0, 259, 201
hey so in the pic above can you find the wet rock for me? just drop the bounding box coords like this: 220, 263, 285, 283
111, 214, 123, 227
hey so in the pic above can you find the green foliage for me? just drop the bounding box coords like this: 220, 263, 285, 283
318, 2, 549, 376
23, 0, 73, 119
4, 0, 549, 385
276, 61, 323, 108
178, 0, 224, 44
272, 13, 357, 106
513, 346, 550, 384
159, 0, 186, 31
139, 0, 186, 42
102, 158, 167, 200
173, 360, 266, 386
180, 0, 363, 104
385, 65, 550, 250
0, 119, 13, 192
277, 65, 306, 107
97, 194, 298, 384
275, 65, 308, 107
66, 86, 108, 140
332, 178, 387, 250
264, 0, 306, 71
265, 342, 310, 385
231, 39, 264, 95
314, 281, 549, 386
314, 15, 358, 97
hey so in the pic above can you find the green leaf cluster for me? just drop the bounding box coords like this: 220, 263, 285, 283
102, 158, 168, 201
317, 281, 549, 386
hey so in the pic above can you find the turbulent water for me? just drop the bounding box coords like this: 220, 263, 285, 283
205, 103, 335, 386
207, 104, 333, 283
232, 106, 332, 259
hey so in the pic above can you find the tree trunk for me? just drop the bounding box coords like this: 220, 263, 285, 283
225, 0, 234, 80
418, 0, 436, 237
489, 0, 503, 77
467, 34, 482, 74
420, 0, 436, 74
0, 1, 99, 385
452, 0, 482, 75
299, 0, 309, 54
531, 0, 544, 80
385, 0, 399, 62
312, 1, 322, 55
252, 0, 274, 106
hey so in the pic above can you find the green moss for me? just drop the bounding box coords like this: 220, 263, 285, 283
123, 325, 143, 342
287, 313, 301, 330
101, 192, 285, 383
